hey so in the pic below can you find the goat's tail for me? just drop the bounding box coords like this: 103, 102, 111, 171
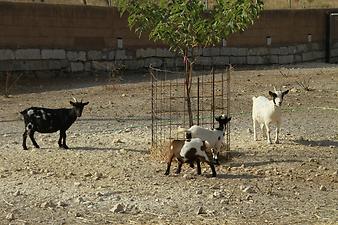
252, 96, 257, 102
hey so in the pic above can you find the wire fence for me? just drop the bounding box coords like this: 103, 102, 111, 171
150, 66, 231, 152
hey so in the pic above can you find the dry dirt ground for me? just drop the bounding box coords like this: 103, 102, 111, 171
0, 63, 337, 225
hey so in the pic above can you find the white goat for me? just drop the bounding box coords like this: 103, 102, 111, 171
177, 115, 231, 164
252, 89, 289, 144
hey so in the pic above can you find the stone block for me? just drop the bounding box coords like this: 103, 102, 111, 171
288, 46, 297, 55
87, 50, 103, 60
232, 48, 248, 56
124, 59, 144, 70
196, 57, 212, 66
115, 50, 127, 60
144, 57, 162, 68
278, 55, 294, 64
212, 56, 230, 66
220, 47, 233, 56
70, 62, 84, 72
210, 47, 220, 56
313, 51, 325, 60
84, 62, 91, 71
269, 55, 279, 64
142, 48, 156, 58
0, 49, 14, 60
294, 54, 302, 63
156, 48, 174, 57
193, 47, 203, 56
41, 49, 66, 59
164, 58, 175, 68
270, 47, 280, 55
296, 44, 307, 53
67, 51, 86, 61
248, 47, 268, 56
230, 56, 247, 64
279, 47, 289, 55
330, 48, 338, 57
202, 48, 212, 57
48, 60, 68, 70
15, 49, 40, 60
302, 52, 315, 61
247, 56, 265, 64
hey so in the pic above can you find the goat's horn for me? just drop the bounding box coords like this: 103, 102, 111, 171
273, 86, 277, 91
72, 97, 78, 102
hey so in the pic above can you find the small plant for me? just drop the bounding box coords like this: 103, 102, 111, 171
3, 72, 23, 97
295, 76, 312, 91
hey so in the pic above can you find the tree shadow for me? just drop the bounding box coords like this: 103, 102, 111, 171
70, 146, 147, 153
293, 139, 338, 147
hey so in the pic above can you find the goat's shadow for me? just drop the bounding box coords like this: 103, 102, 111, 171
227, 159, 302, 168
215, 173, 261, 180
293, 139, 338, 147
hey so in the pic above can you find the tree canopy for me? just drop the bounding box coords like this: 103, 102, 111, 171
115, 0, 263, 55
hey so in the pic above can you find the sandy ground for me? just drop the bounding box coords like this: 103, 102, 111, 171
0, 63, 337, 225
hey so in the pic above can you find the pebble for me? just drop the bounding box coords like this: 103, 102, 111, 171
240, 185, 255, 193
41, 200, 54, 208
57, 201, 68, 208
196, 190, 202, 195
319, 185, 327, 191
13, 190, 21, 196
74, 182, 81, 187
6, 213, 14, 221
196, 206, 205, 215
113, 139, 124, 144
75, 197, 85, 204
110, 203, 125, 213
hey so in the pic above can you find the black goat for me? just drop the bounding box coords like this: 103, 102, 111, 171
20, 99, 89, 150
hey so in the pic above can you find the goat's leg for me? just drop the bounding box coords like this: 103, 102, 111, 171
253, 119, 257, 141
265, 122, 272, 144
275, 121, 280, 144
23, 130, 28, 150
61, 131, 69, 149
196, 159, 201, 175
208, 162, 217, 177
164, 154, 174, 175
175, 161, 183, 174
261, 123, 267, 139
29, 131, 40, 148
58, 132, 63, 148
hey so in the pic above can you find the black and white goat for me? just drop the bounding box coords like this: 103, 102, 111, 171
177, 115, 231, 164
20, 98, 89, 150
252, 89, 289, 144
164, 133, 216, 177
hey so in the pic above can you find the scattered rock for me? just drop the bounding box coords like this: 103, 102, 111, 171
113, 138, 124, 144
247, 128, 253, 134
319, 185, 327, 191
6, 213, 14, 221
13, 190, 21, 196
196, 206, 205, 215
240, 185, 255, 193
196, 190, 202, 195
57, 201, 68, 208
75, 197, 85, 204
110, 203, 125, 213
94, 172, 103, 180
84, 172, 92, 177
74, 182, 81, 187
40, 200, 55, 208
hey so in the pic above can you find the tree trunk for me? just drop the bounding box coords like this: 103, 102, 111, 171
184, 51, 193, 127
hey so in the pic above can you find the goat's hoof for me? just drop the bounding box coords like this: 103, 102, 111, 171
63, 145, 69, 149
275, 140, 280, 144
164, 172, 169, 176
34, 145, 40, 149
23, 147, 28, 150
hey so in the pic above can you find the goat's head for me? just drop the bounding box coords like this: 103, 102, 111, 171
70, 98, 89, 117
215, 114, 232, 130
269, 89, 289, 107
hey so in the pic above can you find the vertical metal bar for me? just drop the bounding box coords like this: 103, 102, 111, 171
151, 69, 154, 146
226, 66, 231, 152
197, 77, 200, 126
169, 78, 172, 140
221, 69, 224, 114
212, 67, 215, 129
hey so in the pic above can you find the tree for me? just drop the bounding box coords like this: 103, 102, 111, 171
115, 0, 263, 126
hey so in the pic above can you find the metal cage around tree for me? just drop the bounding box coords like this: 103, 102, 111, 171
150, 65, 232, 153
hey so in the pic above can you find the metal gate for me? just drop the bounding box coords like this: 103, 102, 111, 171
150, 66, 231, 152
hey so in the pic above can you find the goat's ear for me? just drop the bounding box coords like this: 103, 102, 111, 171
83, 102, 89, 105
282, 90, 289, 96
227, 117, 232, 122
70, 101, 75, 106
215, 116, 220, 121
269, 91, 277, 98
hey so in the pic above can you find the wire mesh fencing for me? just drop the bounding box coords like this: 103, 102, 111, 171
150, 65, 232, 153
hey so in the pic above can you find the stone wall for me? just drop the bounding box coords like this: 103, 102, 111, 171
1, 42, 335, 72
